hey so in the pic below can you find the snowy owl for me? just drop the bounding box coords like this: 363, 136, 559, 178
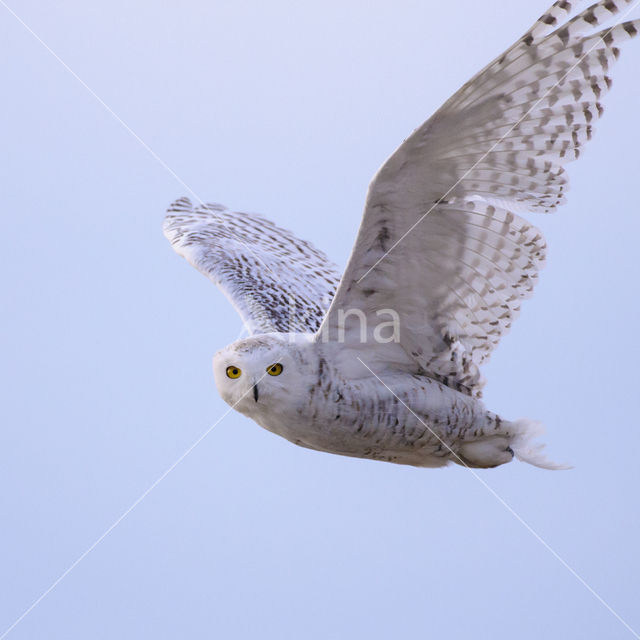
164, 1, 638, 469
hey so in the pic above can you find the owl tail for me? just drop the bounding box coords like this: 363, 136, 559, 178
509, 419, 571, 470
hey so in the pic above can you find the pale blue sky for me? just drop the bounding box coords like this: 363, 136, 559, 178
2, 1, 640, 638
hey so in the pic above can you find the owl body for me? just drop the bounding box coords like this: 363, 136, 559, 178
166, 1, 639, 470
214, 334, 517, 468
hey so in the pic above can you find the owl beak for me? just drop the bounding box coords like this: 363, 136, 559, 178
253, 383, 259, 403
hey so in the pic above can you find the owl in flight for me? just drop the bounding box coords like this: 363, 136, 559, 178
165, 1, 638, 469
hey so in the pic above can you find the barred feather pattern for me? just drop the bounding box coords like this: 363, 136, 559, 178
407, 202, 546, 392
320, 0, 638, 396
436, 1, 639, 212
164, 198, 340, 334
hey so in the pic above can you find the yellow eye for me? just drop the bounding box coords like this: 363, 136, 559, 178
266, 363, 283, 376
226, 365, 242, 379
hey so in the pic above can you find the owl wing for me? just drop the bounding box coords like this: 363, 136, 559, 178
163, 198, 340, 334
318, 1, 639, 395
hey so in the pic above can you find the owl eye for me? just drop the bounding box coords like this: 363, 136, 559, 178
266, 363, 283, 376
226, 365, 242, 379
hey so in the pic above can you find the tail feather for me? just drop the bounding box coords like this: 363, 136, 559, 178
509, 419, 571, 470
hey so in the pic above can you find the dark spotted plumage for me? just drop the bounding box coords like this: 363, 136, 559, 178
164, 199, 340, 334
319, 0, 639, 396
166, 1, 637, 469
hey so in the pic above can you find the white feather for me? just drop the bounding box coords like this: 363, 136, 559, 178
164, 2, 638, 469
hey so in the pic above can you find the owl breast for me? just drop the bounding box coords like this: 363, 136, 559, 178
246, 353, 502, 467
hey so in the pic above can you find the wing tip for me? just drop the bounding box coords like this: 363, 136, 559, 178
166, 196, 193, 215
163, 197, 194, 243
167, 196, 193, 213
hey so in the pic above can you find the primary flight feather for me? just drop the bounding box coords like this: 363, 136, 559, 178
164, 1, 638, 469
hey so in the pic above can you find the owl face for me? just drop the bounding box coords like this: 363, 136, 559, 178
213, 334, 311, 411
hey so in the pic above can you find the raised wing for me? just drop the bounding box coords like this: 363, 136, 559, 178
319, 1, 639, 395
164, 198, 340, 334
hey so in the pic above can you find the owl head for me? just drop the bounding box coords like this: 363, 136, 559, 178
213, 333, 314, 412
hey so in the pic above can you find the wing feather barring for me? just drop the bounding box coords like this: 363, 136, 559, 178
165, 1, 638, 469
